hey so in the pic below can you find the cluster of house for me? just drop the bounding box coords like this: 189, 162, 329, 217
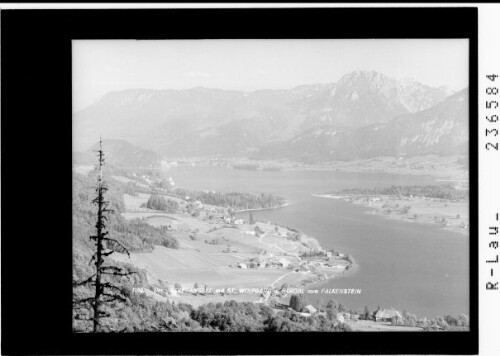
136, 173, 154, 185
257, 287, 288, 303
144, 176, 176, 193
275, 302, 359, 323
374, 308, 403, 323
300, 252, 348, 270
237, 257, 293, 270
224, 216, 245, 225
192, 200, 204, 210
189, 203, 245, 225
372, 308, 444, 329
235, 250, 348, 273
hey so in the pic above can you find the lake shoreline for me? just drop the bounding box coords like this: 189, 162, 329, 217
234, 202, 290, 213
313, 193, 469, 236
115, 188, 354, 307
108, 166, 468, 319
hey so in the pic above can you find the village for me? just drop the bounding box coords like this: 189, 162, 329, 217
108, 171, 354, 308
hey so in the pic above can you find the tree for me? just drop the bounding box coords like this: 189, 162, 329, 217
147, 194, 179, 212
326, 307, 337, 320
326, 299, 338, 312
249, 213, 255, 225
363, 306, 370, 320
289, 294, 307, 312
73, 138, 134, 332
457, 314, 469, 327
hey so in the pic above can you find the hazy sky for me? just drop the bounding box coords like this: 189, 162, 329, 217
73, 39, 468, 111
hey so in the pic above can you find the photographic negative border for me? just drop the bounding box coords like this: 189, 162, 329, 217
1, 7, 478, 355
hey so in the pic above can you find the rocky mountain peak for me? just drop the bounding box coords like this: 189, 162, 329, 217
74, 70, 463, 159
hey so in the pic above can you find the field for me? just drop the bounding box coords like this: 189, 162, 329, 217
122, 193, 151, 211
346, 320, 423, 332
113, 245, 285, 289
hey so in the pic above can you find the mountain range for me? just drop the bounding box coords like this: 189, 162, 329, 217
73, 70, 467, 163
254, 88, 468, 162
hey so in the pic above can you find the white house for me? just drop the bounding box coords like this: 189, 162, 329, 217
167, 286, 178, 296
278, 258, 291, 268
375, 308, 403, 323
195, 200, 204, 209
336, 313, 345, 323
257, 262, 268, 268
304, 305, 317, 314
237, 262, 247, 269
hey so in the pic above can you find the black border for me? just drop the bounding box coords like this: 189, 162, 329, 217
1, 7, 478, 355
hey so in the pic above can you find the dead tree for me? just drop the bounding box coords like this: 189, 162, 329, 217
73, 138, 133, 332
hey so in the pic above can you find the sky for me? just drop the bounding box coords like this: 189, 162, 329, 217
73, 39, 469, 111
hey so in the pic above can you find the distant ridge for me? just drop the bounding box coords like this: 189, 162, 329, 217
73, 70, 464, 161
254, 88, 468, 162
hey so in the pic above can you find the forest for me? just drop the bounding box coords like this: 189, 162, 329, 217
172, 189, 286, 210
143, 194, 180, 213
332, 184, 468, 202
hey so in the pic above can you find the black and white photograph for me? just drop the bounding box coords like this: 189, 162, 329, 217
72, 39, 471, 333
4, 4, 497, 355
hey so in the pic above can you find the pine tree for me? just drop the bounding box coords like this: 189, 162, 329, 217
73, 138, 134, 332
289, 294, 306, 312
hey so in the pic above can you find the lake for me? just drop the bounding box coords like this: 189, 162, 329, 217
163, 165, 469, 319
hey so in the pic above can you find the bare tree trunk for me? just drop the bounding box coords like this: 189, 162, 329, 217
73, 137, 133, 332
93, 145, 105, 332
